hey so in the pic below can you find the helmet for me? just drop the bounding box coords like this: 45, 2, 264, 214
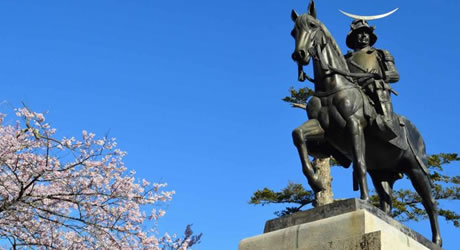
346, 19, 377, 49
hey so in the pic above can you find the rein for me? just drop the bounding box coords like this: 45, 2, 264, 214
299, 37, 376, 97
313, 85, 357, 97
307, 44, 376, 82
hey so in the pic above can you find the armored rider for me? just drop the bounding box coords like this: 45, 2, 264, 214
344, 19, 400, 137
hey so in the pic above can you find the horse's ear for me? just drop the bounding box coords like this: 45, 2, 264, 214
308, 0, 317, 19
291, 9, 299, 22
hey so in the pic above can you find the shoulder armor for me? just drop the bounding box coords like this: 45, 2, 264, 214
378, 49, 395, 63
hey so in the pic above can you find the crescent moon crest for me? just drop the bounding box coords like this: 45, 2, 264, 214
339, 8, 399, 21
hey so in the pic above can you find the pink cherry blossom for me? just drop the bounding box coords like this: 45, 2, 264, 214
0, 108, 201, 249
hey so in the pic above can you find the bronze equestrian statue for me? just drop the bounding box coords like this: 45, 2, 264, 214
289, 1, 442, 245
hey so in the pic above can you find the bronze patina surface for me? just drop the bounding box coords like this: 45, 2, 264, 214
289, 0, 442, 246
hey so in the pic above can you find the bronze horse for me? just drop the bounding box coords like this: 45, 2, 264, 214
290, 1, 441, 245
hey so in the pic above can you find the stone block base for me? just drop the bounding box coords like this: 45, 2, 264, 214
239, 199, 441, 250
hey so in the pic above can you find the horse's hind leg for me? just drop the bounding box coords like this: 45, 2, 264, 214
292, 119, 325, 192
406, 165, 442, 246
369, 171, 395, 214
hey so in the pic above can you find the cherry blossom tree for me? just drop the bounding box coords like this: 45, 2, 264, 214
0, 108, 201, 249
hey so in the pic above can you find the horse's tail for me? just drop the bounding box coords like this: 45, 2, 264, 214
400, 116, 431, 180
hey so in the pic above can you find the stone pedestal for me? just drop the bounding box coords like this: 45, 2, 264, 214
239, 199, 442, 250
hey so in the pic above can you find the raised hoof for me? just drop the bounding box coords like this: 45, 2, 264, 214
308, 177, 326, 193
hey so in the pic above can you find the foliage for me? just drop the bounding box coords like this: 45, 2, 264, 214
0, 108, 201, 249
250, 153, 459, 227
249, 182, 314, 217
282, 87, 314, 106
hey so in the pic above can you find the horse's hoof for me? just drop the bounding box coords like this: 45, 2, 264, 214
309, 182, 325, 193
433, 236, 442, 246
360, 196, 370, 202
308, 177, 326, 193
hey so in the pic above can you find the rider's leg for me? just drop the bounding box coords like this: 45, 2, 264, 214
376, 89, 394, 122
372, 88, 398, 139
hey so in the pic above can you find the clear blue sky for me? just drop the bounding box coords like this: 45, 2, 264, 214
0, 0, 458, 249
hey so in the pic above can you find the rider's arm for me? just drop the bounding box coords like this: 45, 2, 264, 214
379, 49, 400, 83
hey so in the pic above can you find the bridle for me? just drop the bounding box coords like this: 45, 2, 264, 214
296, 27, 378, 97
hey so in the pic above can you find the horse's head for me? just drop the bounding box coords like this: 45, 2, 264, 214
291, 0, 321, 81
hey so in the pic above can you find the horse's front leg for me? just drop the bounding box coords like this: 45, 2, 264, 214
292, 119, 325, 192
347, 116, 369, 201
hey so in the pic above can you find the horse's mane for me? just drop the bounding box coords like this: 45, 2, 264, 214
297, 14, 349, 70
317, 21, 349, 70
